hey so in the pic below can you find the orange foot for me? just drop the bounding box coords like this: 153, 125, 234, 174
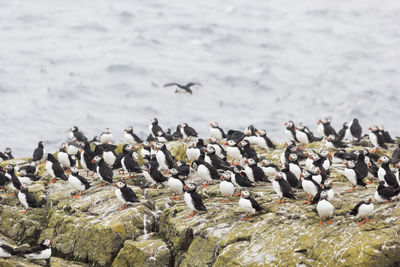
0, 187, 4, 191
19, 209, 28, 214
118, 204, 128, 212
326, 219, 332, 225
48, 179, 56, 184
8, 192, 15, 197
124, 175, 133, 180
96, 182, 109, 188
347, 187, 355, 193
234, 193, 241, 196
363, 219, 370, 223
366, 180, 372, 184
357, 221, 364, 226
201, 183, 210, 188
304, 201, 312, 204
188, 211, 197, 218
72, 193, 81, 199
240, 215, 251, 221
318, 221, 324, 226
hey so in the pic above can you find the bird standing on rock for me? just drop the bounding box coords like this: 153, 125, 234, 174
184, 183, 207, 218
114, 181, 140, 211
238, 190, 263, 220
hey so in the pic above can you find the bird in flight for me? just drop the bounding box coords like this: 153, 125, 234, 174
163, 82, 202, 95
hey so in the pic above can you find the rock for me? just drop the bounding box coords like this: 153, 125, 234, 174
112, 239, 172, 267
0, 258, 43, 267
50, 257, 89, 267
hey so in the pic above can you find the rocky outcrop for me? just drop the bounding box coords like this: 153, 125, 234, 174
1, 141, 400, 266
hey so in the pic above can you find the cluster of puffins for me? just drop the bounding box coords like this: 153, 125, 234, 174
1, 117, 400, 260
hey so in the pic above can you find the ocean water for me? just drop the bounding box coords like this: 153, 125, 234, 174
1, 0, 399, 156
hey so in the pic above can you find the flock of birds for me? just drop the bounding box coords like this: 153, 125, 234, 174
1, 117, 400, 260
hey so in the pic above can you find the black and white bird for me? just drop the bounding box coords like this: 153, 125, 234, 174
68, 167, 91, 198
57, 144, 74, 170
347, 118, 362, 141
17, 169, 39, 187
260, 159, 280, 178
191, 160, 219, 188
239, 139, 258, 161
17, 185, 43, 213
209, 122, 226, 140
114, 181, 140, 211
142, 162, 168, 188
149, 118, 164, 139
238, 190, 263, 220
325, 136, 347, 149
184, 183, 207, 218
349, 196, 374, 225
316, 191, 334, 226
70, 126, 88, 142
140, 141, 152, 161
156, 142, 174, 171
3, 147, 14, 160
255, 129, 276, 150
244, 157, 271, 184
179, 123, 198, 139
167, 168, 185, 200
284, 121, 297, 142
205, 146, 231, 171
344, 160, 367, 192
207, 136, 226, 158
375, 181, 400, 203
219, 172, 235, 202
225, 139, 243, 165
92, 155, 113, 187
80, 142, 96, 177
317, 118, 337, 138
121, 150, 142, 178
45, 153, 68, 183
100, 128, 113, 144
164, 82, 202, 95
0, 242, 16, 258
32, 141, 45, 162
124, 126, 142, 145
20, 239, 52, 260
272, 172, 297, 203
378, 125, 395, 144
301, 170, 321, 204
368, 125, 388, 150
377, 156, 399, 188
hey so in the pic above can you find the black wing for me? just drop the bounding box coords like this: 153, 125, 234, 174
125, 157, 142, 173
32, 147, 43, 161
337, 127, 346, 141
376, 133, 388, 149
392, 147, 400, 164
263, 136, 276, 149
354, 169, 367, 187
279, 179, 297, 199
185, 126, 198, 137
0, 244, 15, 255
249, 196, 263, 211
121, 186, 139, 202
163, 83, 181, 87
253, 166, 270, 183
152, 125, 164, 136
383, 131, 395, 143
186, 82, 202, 87
75, 131, 88, 142
130, 132, 142, 143
165, 150, 175, 169
324, 124, 337, 137
77, 174, 91, 189
235, 173, 253, 187
350, 122, 362, 139
0, 152, 7, 160
21, 245, 46, 255
349, 201, 363, 215
191, 191, 207, 211
100, 163, 114, 183
53, 161, 67, 181
152, 170, 168, 183
25, 191, 42, 208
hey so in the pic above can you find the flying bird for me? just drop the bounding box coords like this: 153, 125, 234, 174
163, 82, 202, 95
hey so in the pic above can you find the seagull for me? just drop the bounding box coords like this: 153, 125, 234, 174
163, 82, 202, 95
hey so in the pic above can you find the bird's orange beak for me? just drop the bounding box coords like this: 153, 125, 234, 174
50, 240, 53, 244
91, 159, 95, 163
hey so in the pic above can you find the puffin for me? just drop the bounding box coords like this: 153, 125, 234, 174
243, 125, 259, 145
70, 126, 88, 142
124, 126, 142, 145
311, 179, 334, 204
121, 150, 142, 178
68, 167, 91, 198
286, 153, 302, 180
294, 124, 311, 144
186, 139, 203, 163
0, 242, 16, 258
375, 181, 400, 203
219, 171, 235, 202
17, 169, 39, 187
349, 196, 374, 225
32, 141, 45, 162
207, 136, 226, 158
163, 82, 202, 95
3, 147, 14, 160
92, 155, 113, 187
141, 162, 168, 188
260, 159, 280, 178
0, 169, 10, 191
184, 183, 207, 218
114, 181, 140, 211
325, 136, 347, 149
337, 122, 348, 141
57, 144, 73, 170
368, 125, 387, 150
378, 125, 395, 144
377, 156, 398, 188
167, 168, 185, 200
3, 164, 21, 196
354, 150, 371, 184
238, 190, 263, 220
17, 185, 43, 213
316, 191, 334, 226
272, 172, 297, 203
156, 142, 174, 171
45, 153, 68, 183
230, 166, 254, 188
175, 160, 190, 177
239, 139, 258, 161
20, 239, 52, 260
284, 121, 297, 142
225, 139, 243, 165
317, 118, 337, 138
149, 118, 164, 138
244, 157, 271, 184
392, 143, 400, 164
226, 129, 245, 143
205, 146, 231, 171
100, 128, 113, 144
179, 123, 198, 139
191, 160, 219, 188
209, 122, 226, 140
140, 141, 152, 161
80, 142, 96, 177
255, 129, 276, 150
301, 169, 322, 204
348, 118, 362, 141
344, 160, 367, 192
